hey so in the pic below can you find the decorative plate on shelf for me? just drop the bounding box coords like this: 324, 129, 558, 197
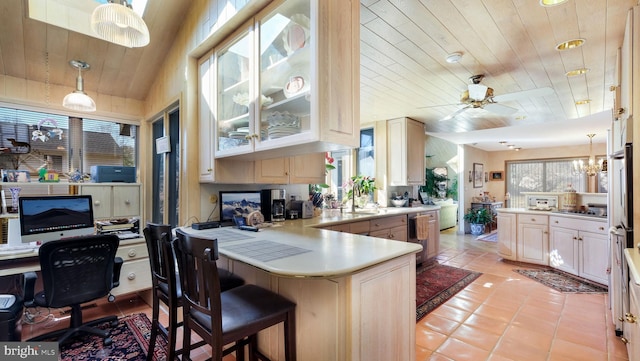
283, 75, 309, 99
283, 14, 310, 55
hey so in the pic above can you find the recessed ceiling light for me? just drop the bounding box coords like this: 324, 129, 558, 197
566, 68, 590, 77
556, 39, 585, 51
499, 141, 507, 145
445, 52, 463, 63
514, 147, 522, 151
507, 144, 515, 149
575, 99, 591, 105
515, 115, 527, 120
540, 0, 568, 6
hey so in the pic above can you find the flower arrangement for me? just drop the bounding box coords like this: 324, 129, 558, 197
344, 175, 376, 211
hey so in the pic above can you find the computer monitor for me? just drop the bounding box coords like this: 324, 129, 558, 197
18, 195, 95, 244
219, 191, 261, 226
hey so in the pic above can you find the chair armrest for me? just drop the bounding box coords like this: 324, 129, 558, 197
112, 257, 123, 288
22, 271, 37, 307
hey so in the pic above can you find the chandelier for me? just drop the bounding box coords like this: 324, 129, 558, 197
91, 0, 150, 48
572, 133, 603, 176
62, 60, 96, 112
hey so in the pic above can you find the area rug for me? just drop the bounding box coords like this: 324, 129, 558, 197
416, 263, 482, 321
513, 268, 608, 293
476, 231, 497, 242
59, 313, 167, 361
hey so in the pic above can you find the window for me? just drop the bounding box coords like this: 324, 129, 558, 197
506, 158, 588, 208
0, 107, 137, 177
357, 128, 374, 177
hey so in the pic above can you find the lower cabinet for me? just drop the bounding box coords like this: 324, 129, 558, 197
625, 280, 640, 360
549, 216, 608, 284
517, 214, 549, 265
497, 212, 517, 260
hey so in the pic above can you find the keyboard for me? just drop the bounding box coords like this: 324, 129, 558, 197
0, 245, 37, 256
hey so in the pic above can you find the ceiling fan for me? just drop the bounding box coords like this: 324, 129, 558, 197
436, 74, 554, 121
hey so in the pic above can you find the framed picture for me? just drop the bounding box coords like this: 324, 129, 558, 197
1, 169, 30, 182
473, 163, 483, 188
490, 171, 504, 181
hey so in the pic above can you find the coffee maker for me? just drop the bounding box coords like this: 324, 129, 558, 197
260, 189, 286, 222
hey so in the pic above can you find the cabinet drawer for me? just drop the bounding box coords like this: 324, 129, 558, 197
116, 243, 149, 261
369, 225, 407, 241
349, 221, 371, 234
370, 215, 407, 231
517, 214, 548, 225
328, 223, 351, 233
549, 216, 607, 234
112, 258, 152, 296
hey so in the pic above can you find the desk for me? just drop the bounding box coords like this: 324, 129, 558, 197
471, 202, 503, 232
0, 238, 151, 296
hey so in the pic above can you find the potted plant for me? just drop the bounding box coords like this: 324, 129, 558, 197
344, 175, 376, 211
463, 207, 492, 235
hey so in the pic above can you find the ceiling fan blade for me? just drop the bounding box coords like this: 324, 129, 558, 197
483, 102, 518, 115
417, 103, 460, 109
493, 86, 554, 102
440, 105, 471, 121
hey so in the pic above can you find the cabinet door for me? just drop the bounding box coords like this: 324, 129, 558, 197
289, 153, 325, 185
497, 213, 516, 260
112, 185, 140, 218
81, 186, 112, 219
406, 118, 425, 185
626, 283, 640, 361
255, 157, 289, 183
199, 52, 215, 182
580, 231, 609, 284
549, 226, 579, 275
518, 223, 548, 265
215, 27, 253, 157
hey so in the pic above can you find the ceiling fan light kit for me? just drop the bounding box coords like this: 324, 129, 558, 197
575, 99, 591, 105
62, 60, 96, 112
91, 0, 150, 48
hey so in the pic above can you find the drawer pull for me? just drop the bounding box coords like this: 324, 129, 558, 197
621, 337, 629, 344
127, 272, 136, 280
127, 249, 137, 257
531, 218, 536, 222
125, 200, 130, 205
599, 226, 604, 231
554, 220, 559, 224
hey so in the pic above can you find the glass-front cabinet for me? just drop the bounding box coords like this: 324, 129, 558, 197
209, 0, 359, 159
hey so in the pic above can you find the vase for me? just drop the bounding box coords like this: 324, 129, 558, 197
355, 195, 369, 209
9, 187, 21, 213
470, 223, 485, 236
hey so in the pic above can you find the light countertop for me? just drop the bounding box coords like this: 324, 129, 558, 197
625, 248, 640, 285
497, 207, 608, 222
178, 206, 433, 279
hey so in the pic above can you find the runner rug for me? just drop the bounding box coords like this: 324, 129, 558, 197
416, 263, 482, 321
59, 313, 167, 361
513, 268, 608, 293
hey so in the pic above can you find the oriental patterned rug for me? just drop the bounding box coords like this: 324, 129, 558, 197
476, 231, 498, 242
59, 313, 167, 361
416, 263, 482, 321
514, 268, 608, 293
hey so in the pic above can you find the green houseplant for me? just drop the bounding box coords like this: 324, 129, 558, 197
463, 207, 492, 235
344, 175, 376, 211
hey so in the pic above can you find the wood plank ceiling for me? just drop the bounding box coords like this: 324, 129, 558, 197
0, 0, 635, 151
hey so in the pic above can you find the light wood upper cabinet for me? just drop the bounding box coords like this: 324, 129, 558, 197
253, 153, 325, 184
387, 117, 425, 186
204, 0, 359, 161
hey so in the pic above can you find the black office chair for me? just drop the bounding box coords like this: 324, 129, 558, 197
22, 234, 123, 346
174, 228, 296, 361
144, 223, 244, 361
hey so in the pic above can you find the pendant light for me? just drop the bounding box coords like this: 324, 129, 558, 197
572, 134, 603, 176
62, 60, 96, 112
91, 0, 150, 48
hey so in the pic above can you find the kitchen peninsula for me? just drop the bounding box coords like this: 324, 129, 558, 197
179, 206, 436, 361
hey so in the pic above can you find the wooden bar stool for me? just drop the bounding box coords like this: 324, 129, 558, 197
143, 223, 244, 361
174, 228, 297, 361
